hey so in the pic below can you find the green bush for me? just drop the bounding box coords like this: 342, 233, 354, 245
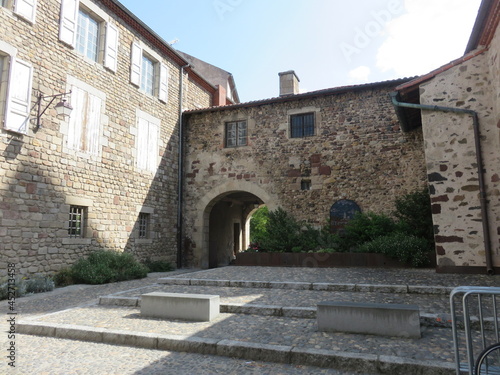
394, 188, 434, 247
0, 275, 55, 300
71, 251, 148, 285
338, 212, 400, 251
53, 268, 74, 287
142, 259, 173, 273
25, 275, 55, 294
358, 233, 431, 267
250, 206, 269, 244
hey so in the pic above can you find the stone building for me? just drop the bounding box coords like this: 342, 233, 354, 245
392, 0, 500, 273
0, 0, 225, 275
1, 0, 498, 276
182, 74, 428, 268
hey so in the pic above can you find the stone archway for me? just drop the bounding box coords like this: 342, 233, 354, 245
191, 181, 277, 268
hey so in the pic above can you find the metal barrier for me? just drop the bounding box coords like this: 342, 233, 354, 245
451, 286, 500, 374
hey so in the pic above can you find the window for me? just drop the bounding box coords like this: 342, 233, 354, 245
59, 0, 118, 71
0, 47, 33, 134
66, 84, 103, 155
225, 120, 247, 147
76, 8, 99, 61
290, 112, 314, 138
138, 213, 150, 239
141, 54, 154, 95
301, 180, 311, 190
68, 205, 86, 238
130, 42, 169, 102
135, 110, 160, 173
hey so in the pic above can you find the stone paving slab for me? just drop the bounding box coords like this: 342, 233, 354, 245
109, 283, 451, 314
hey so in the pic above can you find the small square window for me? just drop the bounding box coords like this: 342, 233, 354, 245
301, 180, 311, 190
76, 9, 99, 62
291, 113, 315, 138
138, 213, 150, 238
225, 120, 247, 147
68, 205, 86, 238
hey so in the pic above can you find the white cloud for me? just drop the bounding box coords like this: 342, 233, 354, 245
348, 66, 371, 83
376, 0, 481, 77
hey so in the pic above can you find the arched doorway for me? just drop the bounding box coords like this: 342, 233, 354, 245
208, 191, 264, 268
190, 181, 278, 268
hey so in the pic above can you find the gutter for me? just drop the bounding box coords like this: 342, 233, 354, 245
389, 92, 494, 275
177, 64, 190, 269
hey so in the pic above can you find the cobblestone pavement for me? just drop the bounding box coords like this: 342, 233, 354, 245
2, 266, 499, 374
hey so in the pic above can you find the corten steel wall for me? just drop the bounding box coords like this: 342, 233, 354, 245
183, 81, 428, 268
0, 0, 211, 275
419, 26, 500, 272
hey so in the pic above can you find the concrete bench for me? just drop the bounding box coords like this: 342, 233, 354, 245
141, 292, 220, 322
317, 301, 421, 338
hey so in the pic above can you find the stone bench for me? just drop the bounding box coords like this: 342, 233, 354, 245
141, 292, 220, 322
317, 301, 421, 338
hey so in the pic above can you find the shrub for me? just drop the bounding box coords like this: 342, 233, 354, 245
358, 233, 431, 267
339, 212, 400, 251
53, 268, 74, 287
143, 259, 173, 273
394, 188, 434, 247
25, 275, 55, 294
0, 275, 55, 300
71, 250, 148, 285
250, 206, 269, 244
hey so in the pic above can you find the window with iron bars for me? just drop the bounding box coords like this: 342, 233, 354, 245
68, 205, 86, 238
225, 120, 247, 147
138, 212, 150, 239
290, 112, 315, 138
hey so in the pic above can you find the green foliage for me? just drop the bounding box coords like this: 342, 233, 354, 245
142, 259, 173, 273
0, 275, 55, 300
358, 233, 431, 267
250, 206, 269, 244
338, 212, 400, 251
53, 268, 74, 287
259, 207, 302, 252
394, 188, 434, 247
71, 250, 148, 285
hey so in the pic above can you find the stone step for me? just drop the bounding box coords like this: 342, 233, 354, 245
17, 320, 455, 375
157, 277, 453, 295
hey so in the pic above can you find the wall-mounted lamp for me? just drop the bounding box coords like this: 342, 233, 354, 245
35, 91, 72, 129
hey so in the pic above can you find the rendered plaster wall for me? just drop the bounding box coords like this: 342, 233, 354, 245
184, 83, 428, 267
0, 0, 211, 275
419, 30, 500, 270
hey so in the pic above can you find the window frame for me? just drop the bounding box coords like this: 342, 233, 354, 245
68, 205, 87, 238
290, 112, 315, 138
138, 212, 150, 239
225, 120, 247, 148
76, 7, 100, 62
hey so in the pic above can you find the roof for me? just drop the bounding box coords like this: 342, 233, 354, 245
391, 0, 499, 132
104, 0, 216, 94
183, 77, 415, 115
177, 51, 240, 104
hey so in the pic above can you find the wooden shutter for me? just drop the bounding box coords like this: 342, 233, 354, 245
159, 63, 168, 102
104, 22, 119, 72
86, 93, 101, 155
4, 58, 33, 134
147, 121, 158, 172
14, 0, 37, 23
136, 117, 148, 170
130, 42, 142, 86
59, 0, 78, 47
66, 86, 84, 151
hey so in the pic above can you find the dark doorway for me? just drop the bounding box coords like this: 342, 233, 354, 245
233, 222, 240, 256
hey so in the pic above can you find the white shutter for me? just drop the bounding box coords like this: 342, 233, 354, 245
14, 0, 37, 23
86, 93, 101, 155
136, 117, 148, 170
4, 58, 33, 134
67, 86, 84, 151
147, 121, 158, 172
159, 63, 168, 102
104, 23, 119, 72
59, 0, 78, 47
130, 42, 142, 86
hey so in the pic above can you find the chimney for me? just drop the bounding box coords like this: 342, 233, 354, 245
279, 70, 300, 96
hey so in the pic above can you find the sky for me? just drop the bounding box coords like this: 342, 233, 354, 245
117, 0, 482, 103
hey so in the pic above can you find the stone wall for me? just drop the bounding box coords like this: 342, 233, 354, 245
0, 0, 211, 275
183, 81, 428, 268
420, 27, 500, 270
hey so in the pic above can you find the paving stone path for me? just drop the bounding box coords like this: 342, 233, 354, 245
2, 266, 499, 374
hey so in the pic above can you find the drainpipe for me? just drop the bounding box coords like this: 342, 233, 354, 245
390, 92, 494, 275
177, 64, 190, 269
